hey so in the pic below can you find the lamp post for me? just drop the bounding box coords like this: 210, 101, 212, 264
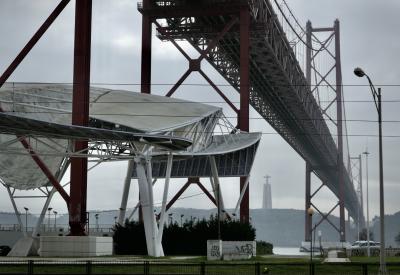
47, 207, 52, 232
354, 67, 386, 274
180, 214, 184, 227
318, 230, 322, 257
53, 211, 58, 231
307, 207, 314, 263
23, 207, 29, 232
363, 150, 371, 257
95, 213, 99, 231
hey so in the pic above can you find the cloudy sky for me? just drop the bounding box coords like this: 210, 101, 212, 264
0, 0, 399, 221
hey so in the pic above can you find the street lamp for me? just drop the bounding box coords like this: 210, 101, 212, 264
354, 67, 386, 274
168, 213, 173, 225
307, 207, 314, 264
23, 207, 29, 232
47, 207, 52, 232
363, 150, 371, 257
53, 211, 58, 231
180, 214, 184, 227
95, 213, 99, 231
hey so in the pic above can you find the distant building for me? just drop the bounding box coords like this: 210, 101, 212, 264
262, 175, 272, 209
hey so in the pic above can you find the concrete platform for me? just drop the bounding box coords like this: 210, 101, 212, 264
323, 250, 350, 263
8, 237, 39, 257
39, 236, 113, 257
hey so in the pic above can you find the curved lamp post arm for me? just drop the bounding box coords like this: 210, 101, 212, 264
365, 74, 380, 113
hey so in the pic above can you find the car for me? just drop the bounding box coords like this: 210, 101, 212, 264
351, 241, 380, 248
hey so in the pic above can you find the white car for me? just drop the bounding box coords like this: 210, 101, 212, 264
351, 241, 380, 248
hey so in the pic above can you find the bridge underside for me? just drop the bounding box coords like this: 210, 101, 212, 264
139, 0, 362, 230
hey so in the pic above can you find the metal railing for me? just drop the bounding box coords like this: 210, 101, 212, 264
0, 261, 400, 275
0, 224, 115, 234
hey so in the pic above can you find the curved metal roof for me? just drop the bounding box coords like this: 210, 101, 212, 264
0, 84, 222, 190
0, 112, 193, 151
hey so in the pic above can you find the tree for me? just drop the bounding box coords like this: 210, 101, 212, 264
113, 215, 257, 255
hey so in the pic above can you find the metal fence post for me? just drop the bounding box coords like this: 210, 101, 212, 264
86, 260, 92, 275
255, 262, 260, 275
28, 260, 34, 275
144, 261, 149, 275
311, 262, 315, 275
200, 262, 205, 275
362, 263, 368, 275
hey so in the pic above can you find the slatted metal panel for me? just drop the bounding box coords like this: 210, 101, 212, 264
132, 141, 259, 178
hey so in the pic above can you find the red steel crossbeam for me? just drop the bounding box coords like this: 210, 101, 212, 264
0, 0, 70, 86
155, 18, 240, 115
166, 178, 218, 212
311, 202, 341, 233
196, 181, 216, 206
18, 137, 71, 205
0, 0, 71, 207
166, 179, 192, 211
69, 0, 92, 236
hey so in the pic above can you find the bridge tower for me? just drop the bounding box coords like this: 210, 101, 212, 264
350, 155, 365, 238
304, 19, 348, 242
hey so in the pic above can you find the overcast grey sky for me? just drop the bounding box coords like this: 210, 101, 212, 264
0, 0, 399, 220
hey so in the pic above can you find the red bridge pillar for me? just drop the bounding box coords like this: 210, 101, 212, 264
239, 5, 250, 223
139, 0, 153, 223
141, 0, 152, 95
69, 0, 92, 236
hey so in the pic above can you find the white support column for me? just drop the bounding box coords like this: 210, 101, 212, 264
127, 178, 157, 221
234, 175, 250, 216
156, 153, 173, 256
135, 156, 158, 256
34, 159, 70, 236
118, 160, 135, 225
32, 188, 56, 237
209, 176, 227, 217
209, 176, 217, 200
209, 156, 223, 221
145, 156, 159, 255
5, 185, 25, 236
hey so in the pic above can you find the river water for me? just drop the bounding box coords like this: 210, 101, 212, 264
273, 247, 309, 256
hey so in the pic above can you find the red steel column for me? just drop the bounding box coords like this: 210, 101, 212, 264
239, 6, 250, 223
69, 0, 92, 236
139, 0, 152, 222
141, 0, 152, 94
304, 21, 312, 241
305, 162, 312, 241
335, 19, 345, 242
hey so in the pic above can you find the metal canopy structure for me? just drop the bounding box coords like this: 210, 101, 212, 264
0, 83, 262, 256
0, 84, 220, 189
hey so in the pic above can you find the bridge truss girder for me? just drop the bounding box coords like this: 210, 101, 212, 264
139, 0, 362, 239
